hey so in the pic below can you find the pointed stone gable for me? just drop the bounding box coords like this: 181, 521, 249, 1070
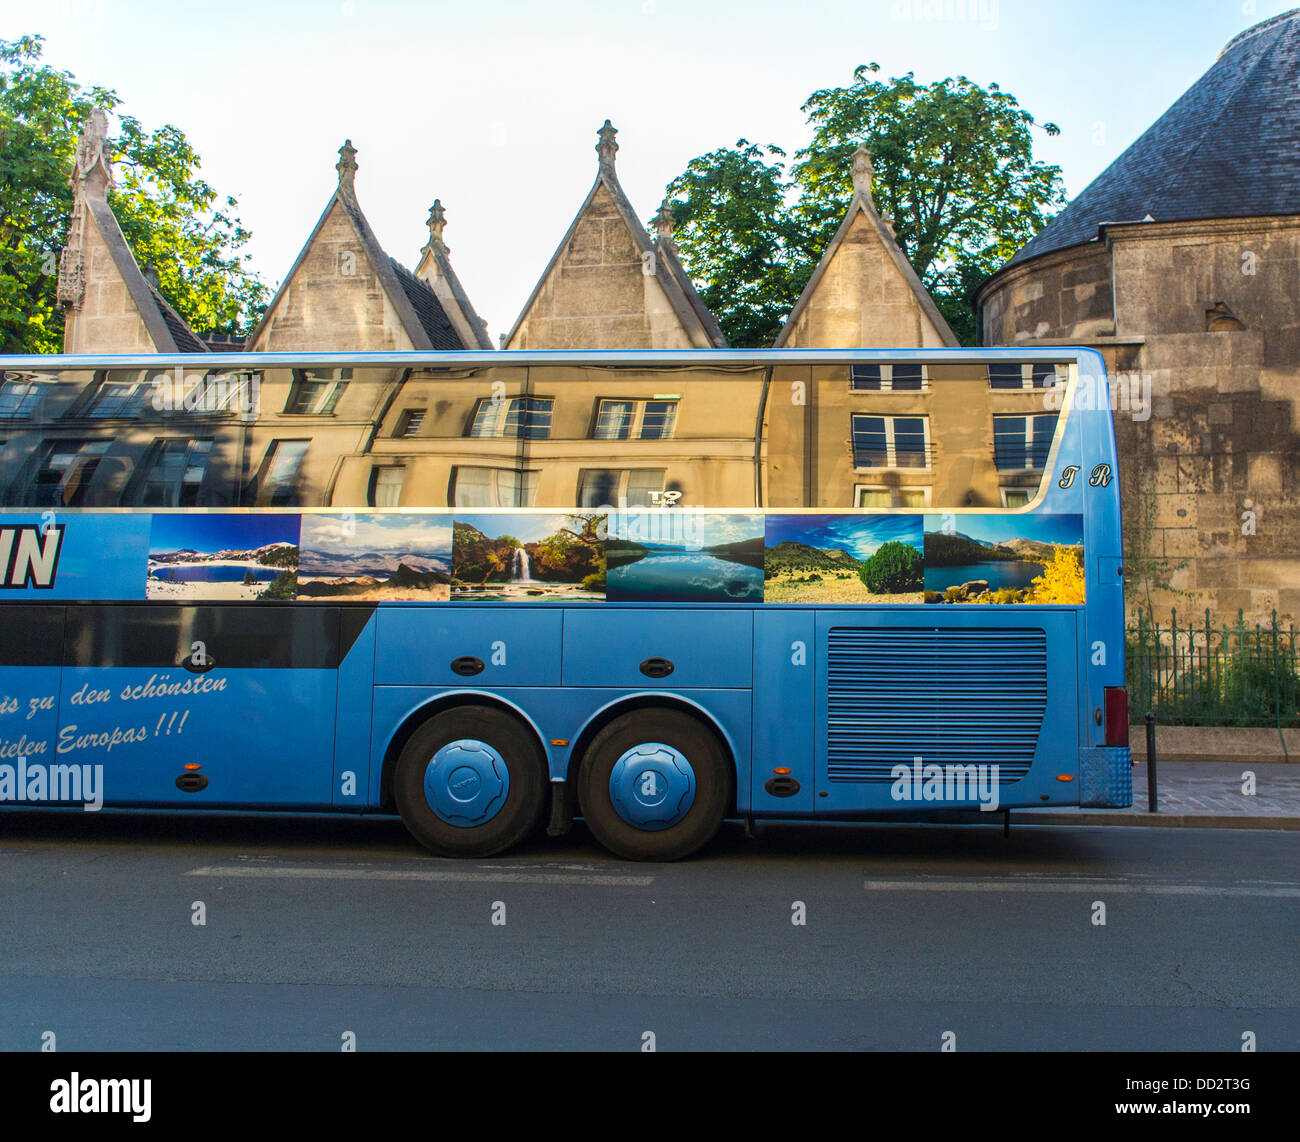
776, 145, 958, 349
504, 120, 726, 350
246, 141, 470, 352
413, 199, 493, 349
60, 110, 205, 354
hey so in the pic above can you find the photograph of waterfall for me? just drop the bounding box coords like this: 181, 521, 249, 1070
451, 513, 606, 600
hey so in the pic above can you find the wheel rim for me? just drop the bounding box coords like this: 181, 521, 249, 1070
608, 742, 695, 831
423, 739, 510, 827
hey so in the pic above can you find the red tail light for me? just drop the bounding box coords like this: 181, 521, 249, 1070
1104, 687, 1129, 747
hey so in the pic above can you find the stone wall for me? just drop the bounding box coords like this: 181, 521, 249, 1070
61, 212, 159, 354
507, 183, 709, 351
978, 216, 1300, 625
781, 210, 953, 349
248, 200, 414, 353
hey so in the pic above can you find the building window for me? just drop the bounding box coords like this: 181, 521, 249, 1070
369, 465, 405, 508
394, 409, 425, 438
1000, 487, 1035, 509
993, 414, 1058, 470
450, 466, 538, 508
468, 396, 553, 439
86, 378, 153, 418
988, 362, 1066, 390
23, 439, 111, 506
854, 485, 930, 508
851, 414, 929, 469
131, 439, 213, 507
592, 399, 677, 440
0, 377, 50, 419
850, 363, 926, 391
252, 440, 310, 505
576, 469, 665, 508
284, 369, 350, 415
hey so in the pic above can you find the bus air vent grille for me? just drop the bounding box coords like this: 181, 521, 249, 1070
826, 627, 1047, 783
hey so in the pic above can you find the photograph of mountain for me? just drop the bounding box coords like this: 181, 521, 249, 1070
297, 515, 452, 601
764, 515, 924, 603
147, 514, 299, 601
452, 513, 606, 600
606, 512, 764, 602
923, 514, 1085, 604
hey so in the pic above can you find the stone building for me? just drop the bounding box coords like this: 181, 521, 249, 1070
57, 110, 207, 355
976, 9, 1300, 623
245, 141, 488, 353
776, 145, 958, 350
503, 121, 727, 350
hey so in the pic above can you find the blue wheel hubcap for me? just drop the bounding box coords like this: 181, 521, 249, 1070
609, 743, 695, 831
423, 739, 509, 827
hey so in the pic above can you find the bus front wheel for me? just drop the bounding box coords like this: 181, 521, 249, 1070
577, 709, 730, 861
393, 705, 547, 858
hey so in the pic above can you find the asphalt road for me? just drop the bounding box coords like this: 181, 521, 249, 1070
1, 809, 1296, 1051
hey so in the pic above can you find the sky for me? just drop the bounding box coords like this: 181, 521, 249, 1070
925, 512, 1084, 547
4, 0, 1292, 339
149, 513, 300, 554
766, 513, 923, 556
300, 514, 451, 555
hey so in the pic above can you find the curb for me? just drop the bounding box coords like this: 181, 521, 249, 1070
1017, 809, 1300, 830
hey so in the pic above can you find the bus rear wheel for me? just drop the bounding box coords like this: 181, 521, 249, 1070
577, 709, 730, 861
393, 706, 546, 858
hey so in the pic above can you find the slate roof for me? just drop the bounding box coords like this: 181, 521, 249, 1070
388, 257, 464, 350
1007, 9, 1300, 268
149, 286, 206, 352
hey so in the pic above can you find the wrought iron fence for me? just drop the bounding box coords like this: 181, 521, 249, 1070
1127, 609, 1300, 727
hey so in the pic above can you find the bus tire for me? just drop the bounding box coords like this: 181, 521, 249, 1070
577, 709, 730, 861
393, 705, 547, 858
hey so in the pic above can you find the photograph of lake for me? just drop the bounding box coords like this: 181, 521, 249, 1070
607, 512, 764, 602
923, 513, 1085, 603
452, 512, 606, 601
297, 515, 452, 601
147, 514, 300, 601
764, 514, 924, 604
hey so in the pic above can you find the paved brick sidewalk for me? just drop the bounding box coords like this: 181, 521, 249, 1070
1019, 761, 1300, 830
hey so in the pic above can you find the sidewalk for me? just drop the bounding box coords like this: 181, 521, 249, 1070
1021, 761, 1300, 830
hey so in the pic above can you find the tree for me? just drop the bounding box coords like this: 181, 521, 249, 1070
0, 35, 267, 353
661, 141, 816, 349
858, 540, 923, 594
661, 65, 1066, 346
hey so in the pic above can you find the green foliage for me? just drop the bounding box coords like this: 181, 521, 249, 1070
662, 64, 1065, 346
243, 569, 255, 586
0, 34, 267, 352
260, 570, 297, 600
858, 540, 922, 593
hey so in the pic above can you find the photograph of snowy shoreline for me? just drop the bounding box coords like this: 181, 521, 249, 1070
147, 515, 300, 601
297, 515, 451, 601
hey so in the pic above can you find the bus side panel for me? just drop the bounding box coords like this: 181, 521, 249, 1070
369, 686, 753, 809
813, 607, 1079, 813
750, 609, 815, 817
56, 606, 339, 808
333, 609, 377, 809
0, 605, 64, 793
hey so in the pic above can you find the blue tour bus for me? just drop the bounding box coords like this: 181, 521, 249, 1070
0, 349, 1131, 860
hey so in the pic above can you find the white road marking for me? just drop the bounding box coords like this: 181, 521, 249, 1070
863, 877, 1300, 897
188, 863, 653, 887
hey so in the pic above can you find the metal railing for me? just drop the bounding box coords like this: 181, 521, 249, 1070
1127, 608, 1300, 728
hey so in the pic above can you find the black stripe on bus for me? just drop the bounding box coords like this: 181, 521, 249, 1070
59, 605, 377, 670
0, 604, 66, 666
